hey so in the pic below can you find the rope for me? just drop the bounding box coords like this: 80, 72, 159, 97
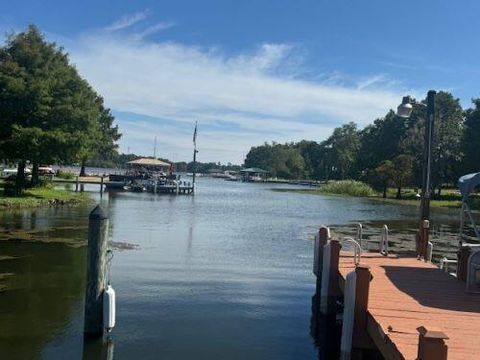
106, 249, 114, 286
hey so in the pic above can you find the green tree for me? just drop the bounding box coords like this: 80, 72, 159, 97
357, 110, 408, 175
391, 154, 413, 199
463, 99, 480, 174
0, 26, 120, 193
371, 160, 395, 198
324, 122, 360, 179
400, 92, 463, 196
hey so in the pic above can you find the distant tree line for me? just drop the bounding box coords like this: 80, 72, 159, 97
245, 91, 480, 198
0, 26, 121, 194
88, 152, 241, 174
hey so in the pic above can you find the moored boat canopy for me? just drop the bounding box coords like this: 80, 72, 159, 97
458, 172, 480, 198
127, 158, 171, 168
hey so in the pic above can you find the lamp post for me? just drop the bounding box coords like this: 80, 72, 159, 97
396, 90, 436, 223
397, 90, 436, 259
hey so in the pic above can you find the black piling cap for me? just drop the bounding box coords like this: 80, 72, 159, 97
89, 205, 108, 220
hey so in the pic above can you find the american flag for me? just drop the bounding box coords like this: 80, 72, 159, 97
193, 121, 197, 146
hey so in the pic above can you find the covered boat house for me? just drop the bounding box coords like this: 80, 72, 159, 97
239, 167, 268, 182
127, 158, 171, 174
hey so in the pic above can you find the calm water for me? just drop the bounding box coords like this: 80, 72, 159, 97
0, 178, 467, 359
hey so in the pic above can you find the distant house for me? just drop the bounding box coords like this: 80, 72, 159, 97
239, 167, 268, 182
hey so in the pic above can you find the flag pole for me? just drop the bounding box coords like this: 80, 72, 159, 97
192, 122, 198, 192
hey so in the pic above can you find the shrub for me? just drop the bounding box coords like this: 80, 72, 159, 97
320, 180, 376, 197
56, 170, 75, 180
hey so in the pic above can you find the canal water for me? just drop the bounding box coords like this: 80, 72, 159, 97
0, 178, 467, 359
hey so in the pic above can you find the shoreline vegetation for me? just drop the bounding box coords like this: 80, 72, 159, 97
0, 181, 91, 209
273, 179, 480, 210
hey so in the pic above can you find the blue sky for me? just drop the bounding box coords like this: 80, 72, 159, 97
2, 1, 479, 163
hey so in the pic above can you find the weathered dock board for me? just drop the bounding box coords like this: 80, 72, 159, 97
338, 251, 480, 360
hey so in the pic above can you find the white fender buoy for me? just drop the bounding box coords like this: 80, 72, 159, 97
103, 285, 116, 332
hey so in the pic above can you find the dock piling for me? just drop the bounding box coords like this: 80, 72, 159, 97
320, 239, 341, 314
416, 326, 448, 360
84, 205, 109, 337
340, 265, 372, 360
100, 176, 104, 195
418, 220, 430, 259
76, 176, 79, 192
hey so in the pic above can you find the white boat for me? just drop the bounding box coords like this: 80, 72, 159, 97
0, 167, 32, 178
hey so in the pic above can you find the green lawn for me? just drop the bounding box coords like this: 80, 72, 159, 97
0, 182, 91, 208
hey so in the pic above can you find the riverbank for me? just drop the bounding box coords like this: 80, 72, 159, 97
273, 181, 479, 210
0, 184, 91, 208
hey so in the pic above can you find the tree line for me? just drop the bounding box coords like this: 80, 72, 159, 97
244, 92, 480, 198
88, 152, 241, 174
0, 26, 121, 194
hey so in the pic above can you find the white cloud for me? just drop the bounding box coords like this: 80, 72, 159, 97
104, 10, 149, 32
64, 24, 416, 163
134, 21, 175, 39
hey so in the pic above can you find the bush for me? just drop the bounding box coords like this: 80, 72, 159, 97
3, 179, 16, 196
56, 170, 75, 180
319, 180, 376, 197
33, 178, 54, 189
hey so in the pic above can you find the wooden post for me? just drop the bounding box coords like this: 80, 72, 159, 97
313, 226, 330, 314
76, 176, 79, 192
340, 265, 372, 359
314, 226, 330, 284
416, 326, 448, 360
100, 176, 104, 194
352, 265, 372, 347
320, 239, 341, 314
84, 205, 109, 337
457, 246, 472, 282
417, 220, 429, 259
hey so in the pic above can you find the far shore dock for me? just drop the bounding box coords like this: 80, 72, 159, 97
52, 175, 194, 194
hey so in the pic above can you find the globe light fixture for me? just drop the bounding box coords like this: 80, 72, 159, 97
396, 96, 414, 118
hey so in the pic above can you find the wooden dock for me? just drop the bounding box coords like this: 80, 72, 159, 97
338, 252, 480, 359
312, 225, 480, 360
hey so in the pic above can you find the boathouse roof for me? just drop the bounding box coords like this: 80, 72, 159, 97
127, 158, 171, 167
240, 167, 268, 174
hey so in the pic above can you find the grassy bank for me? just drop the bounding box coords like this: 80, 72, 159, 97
274, 180, 480, 210
0, 183, 91, 208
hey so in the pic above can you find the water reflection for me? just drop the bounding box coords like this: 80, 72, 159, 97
0, 241, 86, 360
310, 292, 340, 359
82, 337, 114, 360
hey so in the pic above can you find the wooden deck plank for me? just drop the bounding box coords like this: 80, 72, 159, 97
338, 251, 480, 360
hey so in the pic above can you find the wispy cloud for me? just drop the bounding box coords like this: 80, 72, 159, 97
134, 21, 175, 39
105, 10, 149, 32
65, 22, 415, 163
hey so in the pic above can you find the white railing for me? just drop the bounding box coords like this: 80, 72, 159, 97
356, 223, 364, 250
343, 237, 362, 265
380, 225, 389, 256
440, 257, 457, 275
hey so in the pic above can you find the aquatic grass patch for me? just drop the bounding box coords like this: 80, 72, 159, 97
271, 180, 376, 197
319, 180, 376, 197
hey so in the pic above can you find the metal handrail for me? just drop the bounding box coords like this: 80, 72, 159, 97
356, 223, 363, 250
343, 237, 362, 265
380, 225, 389, 256
439, 257, 457, 275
